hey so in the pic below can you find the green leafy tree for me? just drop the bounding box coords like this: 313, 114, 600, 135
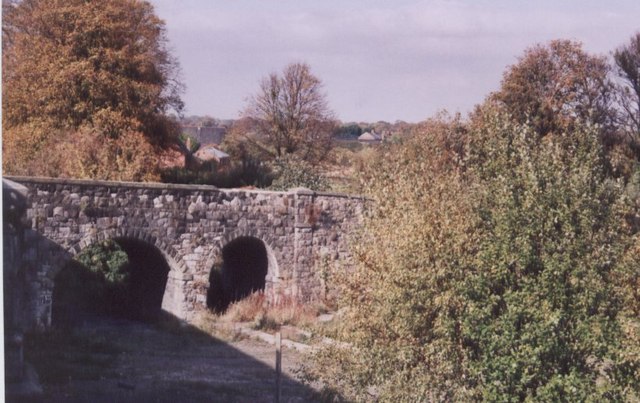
465, 110, 638, 400
53, 240, 130, 322
269, 156, 329, 191
75, 240, 129, 285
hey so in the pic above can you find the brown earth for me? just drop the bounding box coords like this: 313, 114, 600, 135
21, 317, 319, 402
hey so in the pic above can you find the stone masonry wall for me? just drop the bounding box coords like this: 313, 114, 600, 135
5, 176, 366, 329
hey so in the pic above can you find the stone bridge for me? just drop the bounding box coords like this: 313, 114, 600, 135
3, 176, 365, 330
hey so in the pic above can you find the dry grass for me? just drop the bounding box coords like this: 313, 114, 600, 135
210, 291, 326, 332
220, 292, 267, 323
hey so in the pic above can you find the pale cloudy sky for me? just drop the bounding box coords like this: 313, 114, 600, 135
149, 0, 640, 123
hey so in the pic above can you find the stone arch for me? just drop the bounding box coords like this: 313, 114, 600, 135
205, 229, 280, 311
206, 229, 281, 287
51, 228, 188, 321
68, 227, 185, 274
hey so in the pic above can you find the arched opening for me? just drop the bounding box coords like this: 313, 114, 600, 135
207, 236, 269, 312
116, 238, 170, 321
52, 238, 170, 326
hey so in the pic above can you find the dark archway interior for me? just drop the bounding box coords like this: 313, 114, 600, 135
116, 238, 170, 321
207, 237, 269, 312
52, 238, 170, 326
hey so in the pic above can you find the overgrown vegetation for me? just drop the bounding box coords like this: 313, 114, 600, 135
270, 156, 330, 191
305, 38, 640, 401
160, 161, 274, 189
53, 240, 130, 324
200, 291, 325, 334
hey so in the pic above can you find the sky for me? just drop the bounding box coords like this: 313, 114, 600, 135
149, 0, 640, 123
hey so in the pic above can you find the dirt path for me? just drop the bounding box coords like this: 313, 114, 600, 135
23, 318, 318, 402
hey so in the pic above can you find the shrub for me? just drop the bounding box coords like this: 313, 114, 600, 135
306, 111, 640, 401
465, 111, 638, 400
53, 240, 130, 324
270, 156, 329, 191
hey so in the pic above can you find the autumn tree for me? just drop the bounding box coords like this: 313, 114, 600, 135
243, 62, 337, 166
613, 32, 640, 158
305, 114, 479, 401
493, 40, 614, 138
306, 110, 640, 401
2, 0, 183, 180
219, 117, 275, 187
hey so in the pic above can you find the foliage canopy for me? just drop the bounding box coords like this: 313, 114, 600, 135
493, 40, 613, 139
243, 62, 336, 165
2, 0, 183, 180
613, 32, 640, 159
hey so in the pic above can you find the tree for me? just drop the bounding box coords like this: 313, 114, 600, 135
2, 0, 183, 180
220, 117, 275, 187
243, 62, 336, 165
465, 110, 638, 401
306, 110, 640, 401
494, 40, 614, 138
613, 32, 640, 158
305, 114, 479, 401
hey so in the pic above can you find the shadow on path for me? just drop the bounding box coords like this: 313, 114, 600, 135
21, 313, 320, 402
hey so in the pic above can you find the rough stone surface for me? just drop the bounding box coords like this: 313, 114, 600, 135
5, 176, 366, 329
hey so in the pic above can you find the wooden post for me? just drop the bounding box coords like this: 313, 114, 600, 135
275, 331, 282, 403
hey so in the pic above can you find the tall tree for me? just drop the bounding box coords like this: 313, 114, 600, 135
2, 0, 183, 180
243, 62, 336, 165
493, 40, 614, 138
613, 32, 640, 158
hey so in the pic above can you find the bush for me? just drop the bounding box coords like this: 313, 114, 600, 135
53, 240, 130, 324
270, 156, 328, 191
161, 160, 273, 188
306, 112, 640, 401
465, 112, 638, 400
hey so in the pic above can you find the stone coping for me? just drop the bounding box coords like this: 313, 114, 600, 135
4, 175, 369, 200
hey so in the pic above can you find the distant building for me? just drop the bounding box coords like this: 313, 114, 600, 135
182, 125, 227, 145
358, 131, 383, 144
195, 144, 230, 165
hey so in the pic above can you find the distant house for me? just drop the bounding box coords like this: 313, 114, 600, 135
195, 144, 230, 165
358, 131, 383, 144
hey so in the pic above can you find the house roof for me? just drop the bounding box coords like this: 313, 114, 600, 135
195, 145, 230, 162
358, 131, 382, 141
